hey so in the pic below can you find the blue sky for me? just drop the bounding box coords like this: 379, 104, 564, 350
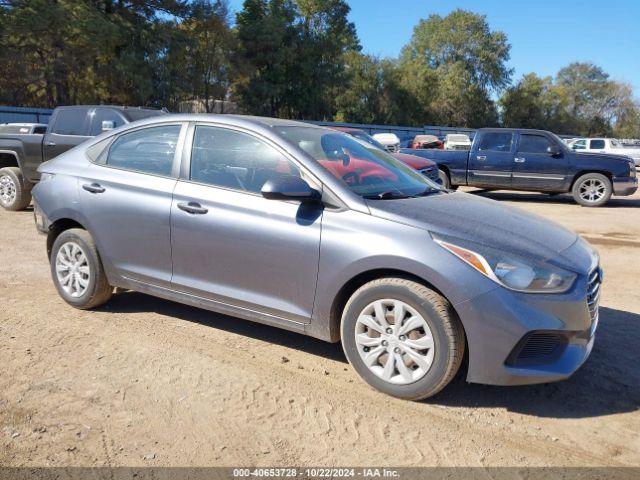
227, 0, 640, 95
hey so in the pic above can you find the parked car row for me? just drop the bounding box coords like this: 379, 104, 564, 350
32, 114, 603, 401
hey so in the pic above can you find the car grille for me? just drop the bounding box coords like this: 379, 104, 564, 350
587, 267, 602, 322
420, 166, 440, 183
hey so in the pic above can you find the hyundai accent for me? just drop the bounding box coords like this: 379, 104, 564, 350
32, 115, 601, 400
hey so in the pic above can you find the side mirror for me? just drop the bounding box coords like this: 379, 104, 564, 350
548, 145, 561, 156
101, 120, 115, 132
261, 176, 321, 202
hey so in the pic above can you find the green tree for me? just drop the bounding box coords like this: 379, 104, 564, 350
233, 0, 359, 119
398, 9, 511, 127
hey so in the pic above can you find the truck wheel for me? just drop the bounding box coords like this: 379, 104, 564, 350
438, 169, 457, 190
0, 167, 32, 211
341, 278, 465, 400
572, 173, 612, 207
50, 228, 113, 309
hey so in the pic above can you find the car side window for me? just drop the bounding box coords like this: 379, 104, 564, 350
190, 125, 301, 193
106, 124, 181, 177
518, 134, 552, 153
51, 109, 88, 136
478, 133, 513, 152
572, 140, 586, 149
590, 139, 605, 149
89, 109, 125, 136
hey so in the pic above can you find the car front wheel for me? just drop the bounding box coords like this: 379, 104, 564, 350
341, 278, 465, 400
572, 173, 612, 207
50, 228, 113, 309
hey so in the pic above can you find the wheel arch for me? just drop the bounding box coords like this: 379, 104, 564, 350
0, 149, 24, 170
46, 218, 88, 258
569, 170, 613, 190
327, 268, 465, 344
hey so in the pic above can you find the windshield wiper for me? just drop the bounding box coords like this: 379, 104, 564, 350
410, 188, 441, 198
363, 191, 409, 200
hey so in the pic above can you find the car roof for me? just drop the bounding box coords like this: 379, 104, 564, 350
477, 128, 553, 135
119, 113, 327, 132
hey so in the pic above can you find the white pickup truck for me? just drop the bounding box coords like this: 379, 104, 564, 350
569, 138, 640, 167
444, 133, 472, 151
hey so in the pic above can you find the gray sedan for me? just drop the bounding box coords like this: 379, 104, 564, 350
32, 115, 601, 400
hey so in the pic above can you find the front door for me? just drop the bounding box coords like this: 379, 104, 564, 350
170, 124, 322, 324
512, 133, 568, 191
467, 131, 515, 188
79, 123, 184, 286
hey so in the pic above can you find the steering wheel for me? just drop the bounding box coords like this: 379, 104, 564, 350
342, 171, 360, 185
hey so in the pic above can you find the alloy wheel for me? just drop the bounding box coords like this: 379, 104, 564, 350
355, 299, 435, 385
0, 174, 16, 206
55, 241, 90, 298
578, 178, 606, 203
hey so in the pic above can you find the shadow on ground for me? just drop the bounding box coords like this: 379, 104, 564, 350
469, 189, 640, 208
101, 293, 639, 419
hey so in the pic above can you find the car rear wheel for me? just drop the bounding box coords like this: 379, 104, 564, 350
341, 278, 465, 400
0, 167, 32, 211
572, 173, 612, 207
50, 228, 112, 309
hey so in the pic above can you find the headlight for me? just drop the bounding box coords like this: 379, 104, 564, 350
432, 233, 576, 293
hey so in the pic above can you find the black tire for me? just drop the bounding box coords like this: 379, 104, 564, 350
341, 278, 465, 400
50, 228, 112, 309
572, 173, 612, 207
0, 166, 32, 211
438, 169, 457, 191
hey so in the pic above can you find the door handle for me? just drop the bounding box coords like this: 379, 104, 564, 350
514, 157, 526, 163
44, 141, 56, 147
177, 202, 208, 215
82, 183, 105, 194
476, 155, 486, 161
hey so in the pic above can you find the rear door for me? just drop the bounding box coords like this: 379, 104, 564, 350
467, 131, 515, 188
43, 108, 91, 161
79, 123, 186, 287
169, 123, 322, 324
512, 132, 568, 190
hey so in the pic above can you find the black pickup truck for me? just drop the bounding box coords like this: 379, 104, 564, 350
0, 105, 166, 211
402, 128, 638, 207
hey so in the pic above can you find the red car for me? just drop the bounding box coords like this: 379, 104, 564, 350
329, 127, 442, 185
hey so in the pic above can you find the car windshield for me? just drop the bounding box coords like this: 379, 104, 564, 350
277, 126, 438, 199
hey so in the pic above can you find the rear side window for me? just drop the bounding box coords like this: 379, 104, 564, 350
518, 134, 552, 153
190, 125, 300, 193
89, 109, 125, 136
478, 133, 513, 152
106, 125, 181, 177
590, 139, 605, 149
572, 140, 586, 149
51, 109, 88, 136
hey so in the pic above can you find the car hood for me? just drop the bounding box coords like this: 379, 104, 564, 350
392, 152, 436, 169
367, 191, 580, 264
575, 151, 635, 165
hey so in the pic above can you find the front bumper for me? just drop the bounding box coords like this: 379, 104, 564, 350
612, 177, 638, 196
454, 267, 600, 386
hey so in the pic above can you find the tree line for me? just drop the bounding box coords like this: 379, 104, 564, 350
1, 0, 638, 137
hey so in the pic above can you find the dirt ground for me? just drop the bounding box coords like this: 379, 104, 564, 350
1, 188, 639, 467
